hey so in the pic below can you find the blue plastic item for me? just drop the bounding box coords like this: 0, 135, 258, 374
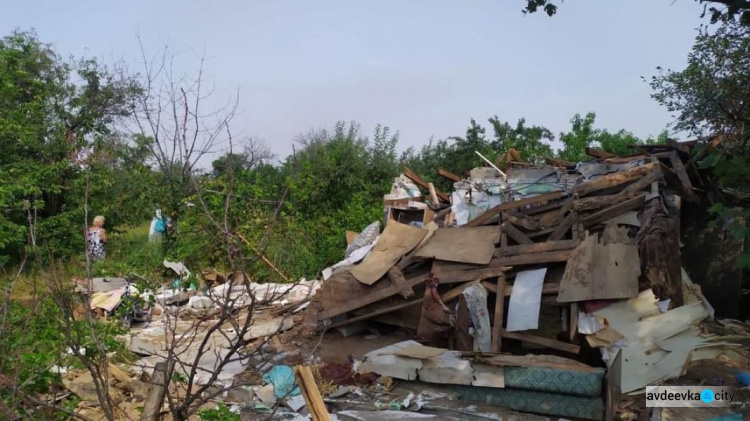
262, 365, 300, 399
736, 371, 750, 387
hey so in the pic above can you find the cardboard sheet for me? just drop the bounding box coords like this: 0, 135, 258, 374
415, 226, 500, 265
506, 268, 547, 332
557, 232, 640, 303
351, 222, 428, 285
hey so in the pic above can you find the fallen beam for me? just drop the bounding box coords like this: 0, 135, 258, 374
501, 330, 581, 354
466, 192, 566, 227
318, 266, 507, 321
327, 281, 481, 329
498, 239, 580, 257
502, 222, 533, 245
403, 167, 450, 202
491, 273, 506, 352
437, 168, 462, 183
573, 163, 658, 197
581, 195, 647, 228
482, 281, 560, 297
491, 250, 572, 267
548, 212, 578, 241
295, 366, 330, 421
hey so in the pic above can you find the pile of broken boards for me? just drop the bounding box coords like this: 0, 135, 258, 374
307, 144, 750, 420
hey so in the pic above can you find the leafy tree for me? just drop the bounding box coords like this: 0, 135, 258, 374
0, 30, 143, 265
649, 20, 750, 266
557, 112, 666, 162
523, 0, 750, 24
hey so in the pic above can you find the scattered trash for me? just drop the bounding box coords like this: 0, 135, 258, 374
262, 365, 301, 399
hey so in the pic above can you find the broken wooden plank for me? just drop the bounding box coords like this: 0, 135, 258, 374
659, 162, 700, 203
569, 303, 579, 341
501, 330, 581, 354
573, 192, 641, 212
505, 211, 542, 230
388, 266, 414, 299
669, 151, 693, 190
465, 192, 566, 227
403, 167, 450, 202
437, 168, 462, 183
586, 147, 616, 159
295, 366, 330, 421
580, 195, 646, 228
548, 212, 577, 241
491, 273, 506, 353
498, 239, 580, 257
501, 222, 533, 245
428, 182, 440, 205
545, 157, 575, 167
482, 281, 560, 297
490, 250, 572, 267
327, 281, 479, 329
573, 162, 658, 197
352, 222, 428, 285
318, 266, 507, 321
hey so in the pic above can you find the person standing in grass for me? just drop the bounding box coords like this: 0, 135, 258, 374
87, 215, 107, 262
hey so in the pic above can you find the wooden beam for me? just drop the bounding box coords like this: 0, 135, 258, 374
659, 162, 700, 203
491, 273, 506, 352
502, 222, 533, 245
318, 266, 507, 321
491, 250, 572, 267
548, 212, 578, 241
505, 211, 542, 231
569, 302, 579, 341
573, 162, 658, 197
501, 330, 581, 354
295, 366, 330, 421
498, 239, 579, 257
437, 168, 462, 183
586, 147, 615, 159
621, 164, 664, 195
481, 280, 560, 297
427, 182, 440, 205
465, 192, 566, 227
403, 167, 450, 202
573, 192, 642, 212
545, 157, 575, 167
327, 281, 480, 329
388, 266, 414, 299
669, 151, 693, 189
581, 195, 647, 228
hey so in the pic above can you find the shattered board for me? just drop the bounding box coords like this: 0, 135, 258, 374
352, 222, 427, 285
557, 232, 640, 302
415, 226, 501, 265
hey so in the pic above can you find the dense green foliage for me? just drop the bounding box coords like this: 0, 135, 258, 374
649, 20, 750, 267
0, 31, 154, 266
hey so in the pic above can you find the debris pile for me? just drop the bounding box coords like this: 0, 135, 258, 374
57, 142, 750, 420
303, 143, 750, 420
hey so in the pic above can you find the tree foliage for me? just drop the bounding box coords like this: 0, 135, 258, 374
0, 31, 147, 265
523, 0, 750, 25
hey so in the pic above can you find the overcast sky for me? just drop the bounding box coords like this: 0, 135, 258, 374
3, 0, 705, 162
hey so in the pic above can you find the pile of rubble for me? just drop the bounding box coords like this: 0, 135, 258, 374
57, 141, 750, 420
301, 143, 750, 420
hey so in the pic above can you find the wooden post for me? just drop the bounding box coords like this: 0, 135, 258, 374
140, 361, 171, 421
569, 302, 579, 341
295, 366, 330, 421
491, 273, 506, 353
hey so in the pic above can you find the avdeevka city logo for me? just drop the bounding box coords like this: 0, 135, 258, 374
701, 389, 715, 403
